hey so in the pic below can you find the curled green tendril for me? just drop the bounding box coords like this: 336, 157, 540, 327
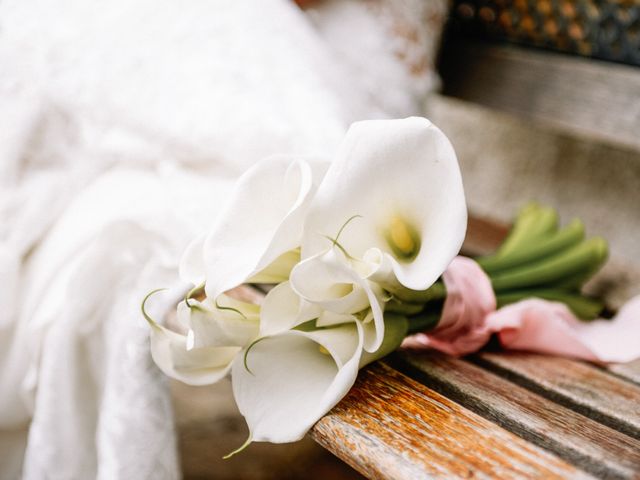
215, 299, 248, 319
223, 434, 253, 459
243, 336, 269, 375
334, 214, 362, 244
184, 282, 205, 308
320, 214, 363, 260
321, 234, 356, 260
141, 288, 167, 330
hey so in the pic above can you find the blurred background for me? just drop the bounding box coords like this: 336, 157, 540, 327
1, 0, 638, 479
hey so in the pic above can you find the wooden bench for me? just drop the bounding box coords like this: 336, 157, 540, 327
306, 25, 640, 477
310, 216, 640, 479
172, 14, 640, 480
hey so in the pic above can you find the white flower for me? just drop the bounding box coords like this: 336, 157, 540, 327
179, 155, 329, 298
180, 293, 260, 350
258, 281, 321, 337
147, 117, 468, 447
289, 246, 387, 351
258, 279, 362, 337
290, 117, 467, 351
144, 291, 260, 386
302, 117, 466, 290
148, 325, 239, 386
230, 313, 408, 446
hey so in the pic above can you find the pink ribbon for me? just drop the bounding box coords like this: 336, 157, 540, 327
401, 256, 640, 363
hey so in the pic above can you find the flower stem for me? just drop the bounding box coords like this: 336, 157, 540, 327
387, 281, 447, 304
494, 203, 558, 259
490, 237, 608, 292
385, 299, 425, 315
478, 218, 585, 273
406, 310, 441, 334
496, 289, 604, 319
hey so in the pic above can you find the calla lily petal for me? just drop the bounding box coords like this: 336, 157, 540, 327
179, 298, 259, 350
179, 233, 206, 286
259, 281, 321, 337
302, 117, 467, 292
231, 314, 408, 444
360, 313, 409, 366
290, 248, 369, 313
316, 311, 357, 328
148, 322, 239, 386
232, 322, 362, 443
247, 249, 301, 284
290, 247, 386, 352
202, 155, 329, 300
360, 247, 396, 284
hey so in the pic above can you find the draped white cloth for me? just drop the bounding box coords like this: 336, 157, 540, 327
0, 0, 440, 478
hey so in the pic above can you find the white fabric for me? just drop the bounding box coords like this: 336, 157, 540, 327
0, 0, 436, 478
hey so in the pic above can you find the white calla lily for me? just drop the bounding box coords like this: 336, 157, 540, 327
180, 293, 260, 350
149, 325, 239, 386
301, 117, 467, 292
145, 117, 471, 452
179, 233, 207, 286
231, 314, 408, 446
247, 248, 301, 284
259, 280, 358, 337
179, 155, 329, 297
143, 292, 240, 386
258, 281, 322, 337
289, 246, 387, 352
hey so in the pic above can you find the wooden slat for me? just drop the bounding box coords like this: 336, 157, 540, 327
247, 213, 640, 478
462, 214, 508, 256
311, 362, 590, 480
609, 359, 640, 386
395, 351, 640, 479
427, 93, 640, 277
476, 352, 640, 440
438, 40, 640, 152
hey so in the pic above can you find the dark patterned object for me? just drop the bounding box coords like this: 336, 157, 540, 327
449, 0, 640, 66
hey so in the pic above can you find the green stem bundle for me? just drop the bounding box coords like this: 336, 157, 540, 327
399, 203, 609, 332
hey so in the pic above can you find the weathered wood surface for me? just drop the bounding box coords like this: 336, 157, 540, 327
396, 351, 640, 479
307, 41, 640, 476
311, 362, 590, 480
308, 214, 640, 479
463, 215, 509, 256
476, 352, 640, 441
438, 40, 640, 152
425, 94, 640, 285
609, 360, 640, 386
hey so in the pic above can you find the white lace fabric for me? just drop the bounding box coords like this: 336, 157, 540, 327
0, 0, 444, 478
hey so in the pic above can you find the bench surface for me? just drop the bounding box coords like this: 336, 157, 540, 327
309, 216, 640, 480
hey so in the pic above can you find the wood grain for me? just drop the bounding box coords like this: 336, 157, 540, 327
609, 359, 640, 386
476, 352, 640, 440
395, 351, 640, 479
234, 214, 640, 478
462, 214, 508, 256
311, 362, 590, 480
439, 40, 640, 152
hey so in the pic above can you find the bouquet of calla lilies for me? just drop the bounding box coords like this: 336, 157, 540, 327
143, 118, 640, 455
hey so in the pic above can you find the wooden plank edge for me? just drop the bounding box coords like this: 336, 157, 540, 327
473, 353, 640, 441
311, 362, 591, 480
607, 361, 640, 387
392, 351, 640, 479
